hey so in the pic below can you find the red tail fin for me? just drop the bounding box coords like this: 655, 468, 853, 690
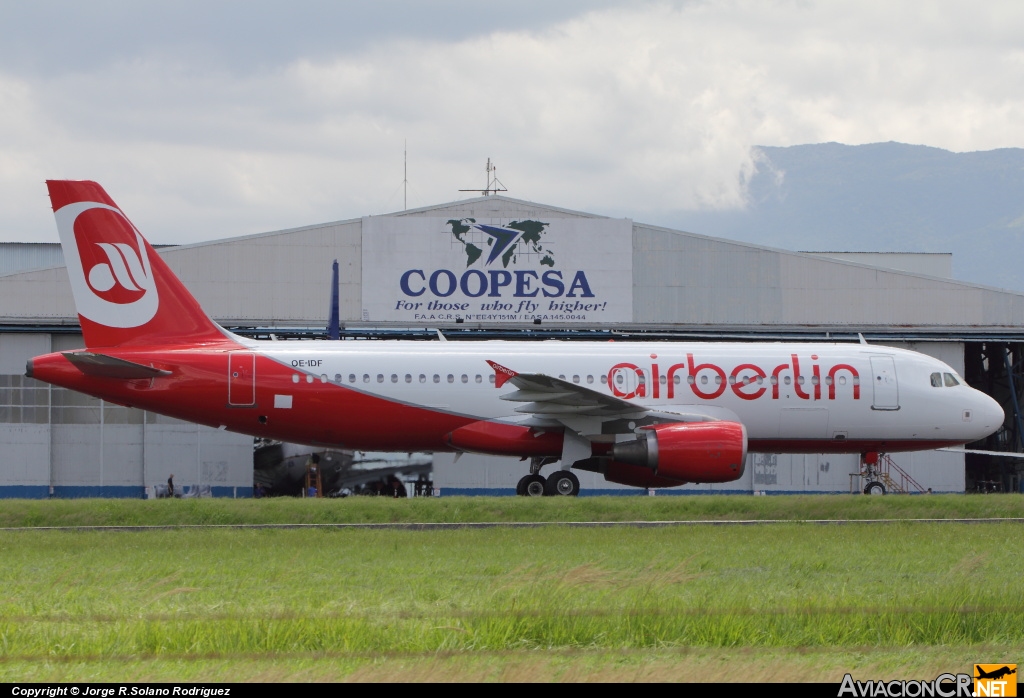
47, 180, 229, 348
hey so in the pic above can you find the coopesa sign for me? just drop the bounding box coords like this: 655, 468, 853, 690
361, 216, 633, 323
399, 268, 595, 298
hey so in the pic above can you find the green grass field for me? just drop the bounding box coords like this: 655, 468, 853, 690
0, 496, 1021, 682
0, 492, 1022, 527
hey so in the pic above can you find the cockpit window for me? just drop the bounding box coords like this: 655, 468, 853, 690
930, 372, 942, 387
944, 373, 960, 387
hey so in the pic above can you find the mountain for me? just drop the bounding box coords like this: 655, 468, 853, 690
674, 142, 1024, 292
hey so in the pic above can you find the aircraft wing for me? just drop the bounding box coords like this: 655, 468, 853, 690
487, 360, 728, 432
489, 360, 642, 417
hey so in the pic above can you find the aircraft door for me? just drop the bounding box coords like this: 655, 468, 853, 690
869, 356, 899, 411
228, 352, 256, 406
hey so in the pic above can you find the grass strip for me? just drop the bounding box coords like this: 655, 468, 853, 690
0, 524, 1021, 662
0, 493, 1021, 528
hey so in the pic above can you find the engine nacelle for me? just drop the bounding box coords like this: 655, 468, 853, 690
601, 461, 689, 488
611, 421, 747, 483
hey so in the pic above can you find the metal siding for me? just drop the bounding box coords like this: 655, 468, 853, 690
806, 252, 953, 278
142, 423, 252, 493
51, 425, 102, 486
633, 226, 784, 325
164, 220, 363, 324
0, 425, 50, 487
0, 334, 50, 373
0, 244, 65, 276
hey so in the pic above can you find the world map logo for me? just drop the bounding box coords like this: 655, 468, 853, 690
446, 218, 555, 268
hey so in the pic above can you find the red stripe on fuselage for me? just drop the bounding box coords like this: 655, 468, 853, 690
30, 346, 477, 450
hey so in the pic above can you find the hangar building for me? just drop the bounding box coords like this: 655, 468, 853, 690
1, 194, 1023, 497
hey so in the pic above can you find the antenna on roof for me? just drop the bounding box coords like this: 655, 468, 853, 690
459, 158, 507, 196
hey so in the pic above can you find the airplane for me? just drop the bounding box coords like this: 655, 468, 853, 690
25, 180, 1006, 496
975, 666, 1016, 681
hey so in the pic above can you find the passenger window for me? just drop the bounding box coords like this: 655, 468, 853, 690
659, 375, 666, 384
839, 376, 847, 385
405, 374, 412, 383
475, 375, 482, 383
334, 374, 341, 383
573, 375, 580, 384
391, 374, 398, 383
461, 374, 468, 383
419, 374, 426, 383
796, 376, 804, 385
616, 374, 624, 384
673, 375, 681, 384
433, 374, 440, 383
348, 374, 355, 383
600, 375, 607, 384
930, 372, 942, 387
700, 375, 708, 385
944, 373, 960, 387
559, 374, 566, 380
363, 374, 370, 383
489, 375, 495, 384
321, 375, 328, 383
784, 376, 792, 385
687, 375, 695, 385
292, 374, 299, 384
824, 376, 832, 385
587, 375, 594, 384
811, 376, 819, 385
770, 376, 778, 385
447, 374, 454, 383
377, 374, 384, 383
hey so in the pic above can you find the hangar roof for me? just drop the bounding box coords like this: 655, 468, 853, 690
1, 194, 1023, 335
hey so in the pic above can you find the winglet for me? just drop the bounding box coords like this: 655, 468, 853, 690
486, 360, 517, 388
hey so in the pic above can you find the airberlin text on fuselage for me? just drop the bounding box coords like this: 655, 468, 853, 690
399, 269, 595, 298
609, 353, 861, 402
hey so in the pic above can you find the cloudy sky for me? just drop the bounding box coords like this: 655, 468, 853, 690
2, 0, 1023, 244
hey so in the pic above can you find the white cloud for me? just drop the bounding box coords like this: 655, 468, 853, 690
2, 0, 1024, 243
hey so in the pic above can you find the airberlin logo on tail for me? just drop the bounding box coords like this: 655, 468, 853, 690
54, 201, 159, 329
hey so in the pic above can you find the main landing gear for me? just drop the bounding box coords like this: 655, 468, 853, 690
516, 457, 580, 497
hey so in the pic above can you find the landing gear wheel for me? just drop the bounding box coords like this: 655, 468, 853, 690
516, 475, 534, 496
544, 470, 580, 497
521, 474, 547, 497
864, 481, 886, 495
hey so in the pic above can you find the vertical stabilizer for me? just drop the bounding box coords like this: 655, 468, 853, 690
47, 180, 230, 348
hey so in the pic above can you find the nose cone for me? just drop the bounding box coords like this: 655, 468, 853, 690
971, 391, 1005, 440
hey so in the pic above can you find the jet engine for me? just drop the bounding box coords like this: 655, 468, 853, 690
610, 421, 747, 483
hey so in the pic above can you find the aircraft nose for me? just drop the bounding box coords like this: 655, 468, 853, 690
970, 391, 1005, 438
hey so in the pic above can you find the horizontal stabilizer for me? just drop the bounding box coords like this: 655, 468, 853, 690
63, 352, 172, 379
